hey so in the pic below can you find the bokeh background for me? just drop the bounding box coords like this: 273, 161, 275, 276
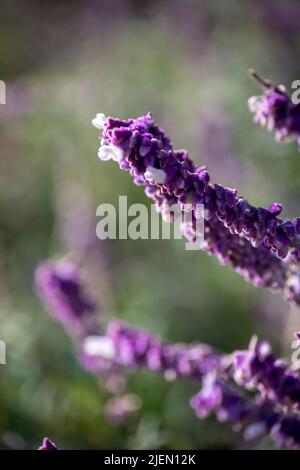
1, 0, 300, 450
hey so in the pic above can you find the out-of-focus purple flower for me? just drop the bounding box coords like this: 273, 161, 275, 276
191, 373, 256, 428
92, 111, 300, 307
80, 333, 117, 374
104, 394, 141, 424
82, 321, 220, 381
248, 89, 291, 141
83, 321, 300, 412
248, 70, 300, 144
233, 336, 300, 410
38, 437, 59, 450
81, 317, 300, 448
35, 260, 98, 336
191, 374, 300, 448
190, 373, 223, 418
33, 257, 300, 448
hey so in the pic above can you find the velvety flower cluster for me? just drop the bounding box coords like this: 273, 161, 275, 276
233, 337, 300, 410
33, 75, 300, 449
35, 259, 300, 448
82, 320, 220, 380
191, 374, 300, 448
82, 325, 300, 448
248, 70, 300, 145
92, 110, 300, 306
35, 260, 98, 336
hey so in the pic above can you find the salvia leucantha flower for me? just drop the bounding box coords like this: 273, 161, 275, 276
82, 325, 300, 411
92, 111, 300, 306
81, 321, 220, 380
35, 260, 98, 336
35, 260, 300, 448
232, 336, 300, 410
82, 322, 300, 448
248, 69, 300, 145
191, 373, 300, 449
34, 79, 300, 449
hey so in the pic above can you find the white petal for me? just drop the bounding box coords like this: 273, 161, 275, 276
84, 336, 116, 359
98, 145, 112, 160
259, 341, 271, 358
144, 166, 166, 184
247, 96, 260, 112
92, 113, 107, 130
111, 146, 124, 162
98, 145, 123, 162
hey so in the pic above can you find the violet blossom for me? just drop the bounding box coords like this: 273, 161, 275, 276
92, 110, 300, 307
35, 260, 98, 336
81, 322, 300, 448
232, 336, 300, 410
81, 321, 220, 380
35, 259, 300, 449
33, 73, 300, 449
191, 374, 300, 449
248, 69, 300, 145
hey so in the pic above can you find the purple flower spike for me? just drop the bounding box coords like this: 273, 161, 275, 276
33, 73, 300, 451
248, 70, 300, 144
82, 321, 220, 380
232, 337, 300, 409
38, 437, 59, 450
92, 111, 300, 307
191, 375, 300, 449
35, 260, 98, 336
80, 317, 300, 448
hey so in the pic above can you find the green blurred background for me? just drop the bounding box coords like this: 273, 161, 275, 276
1, 0, 300, 450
